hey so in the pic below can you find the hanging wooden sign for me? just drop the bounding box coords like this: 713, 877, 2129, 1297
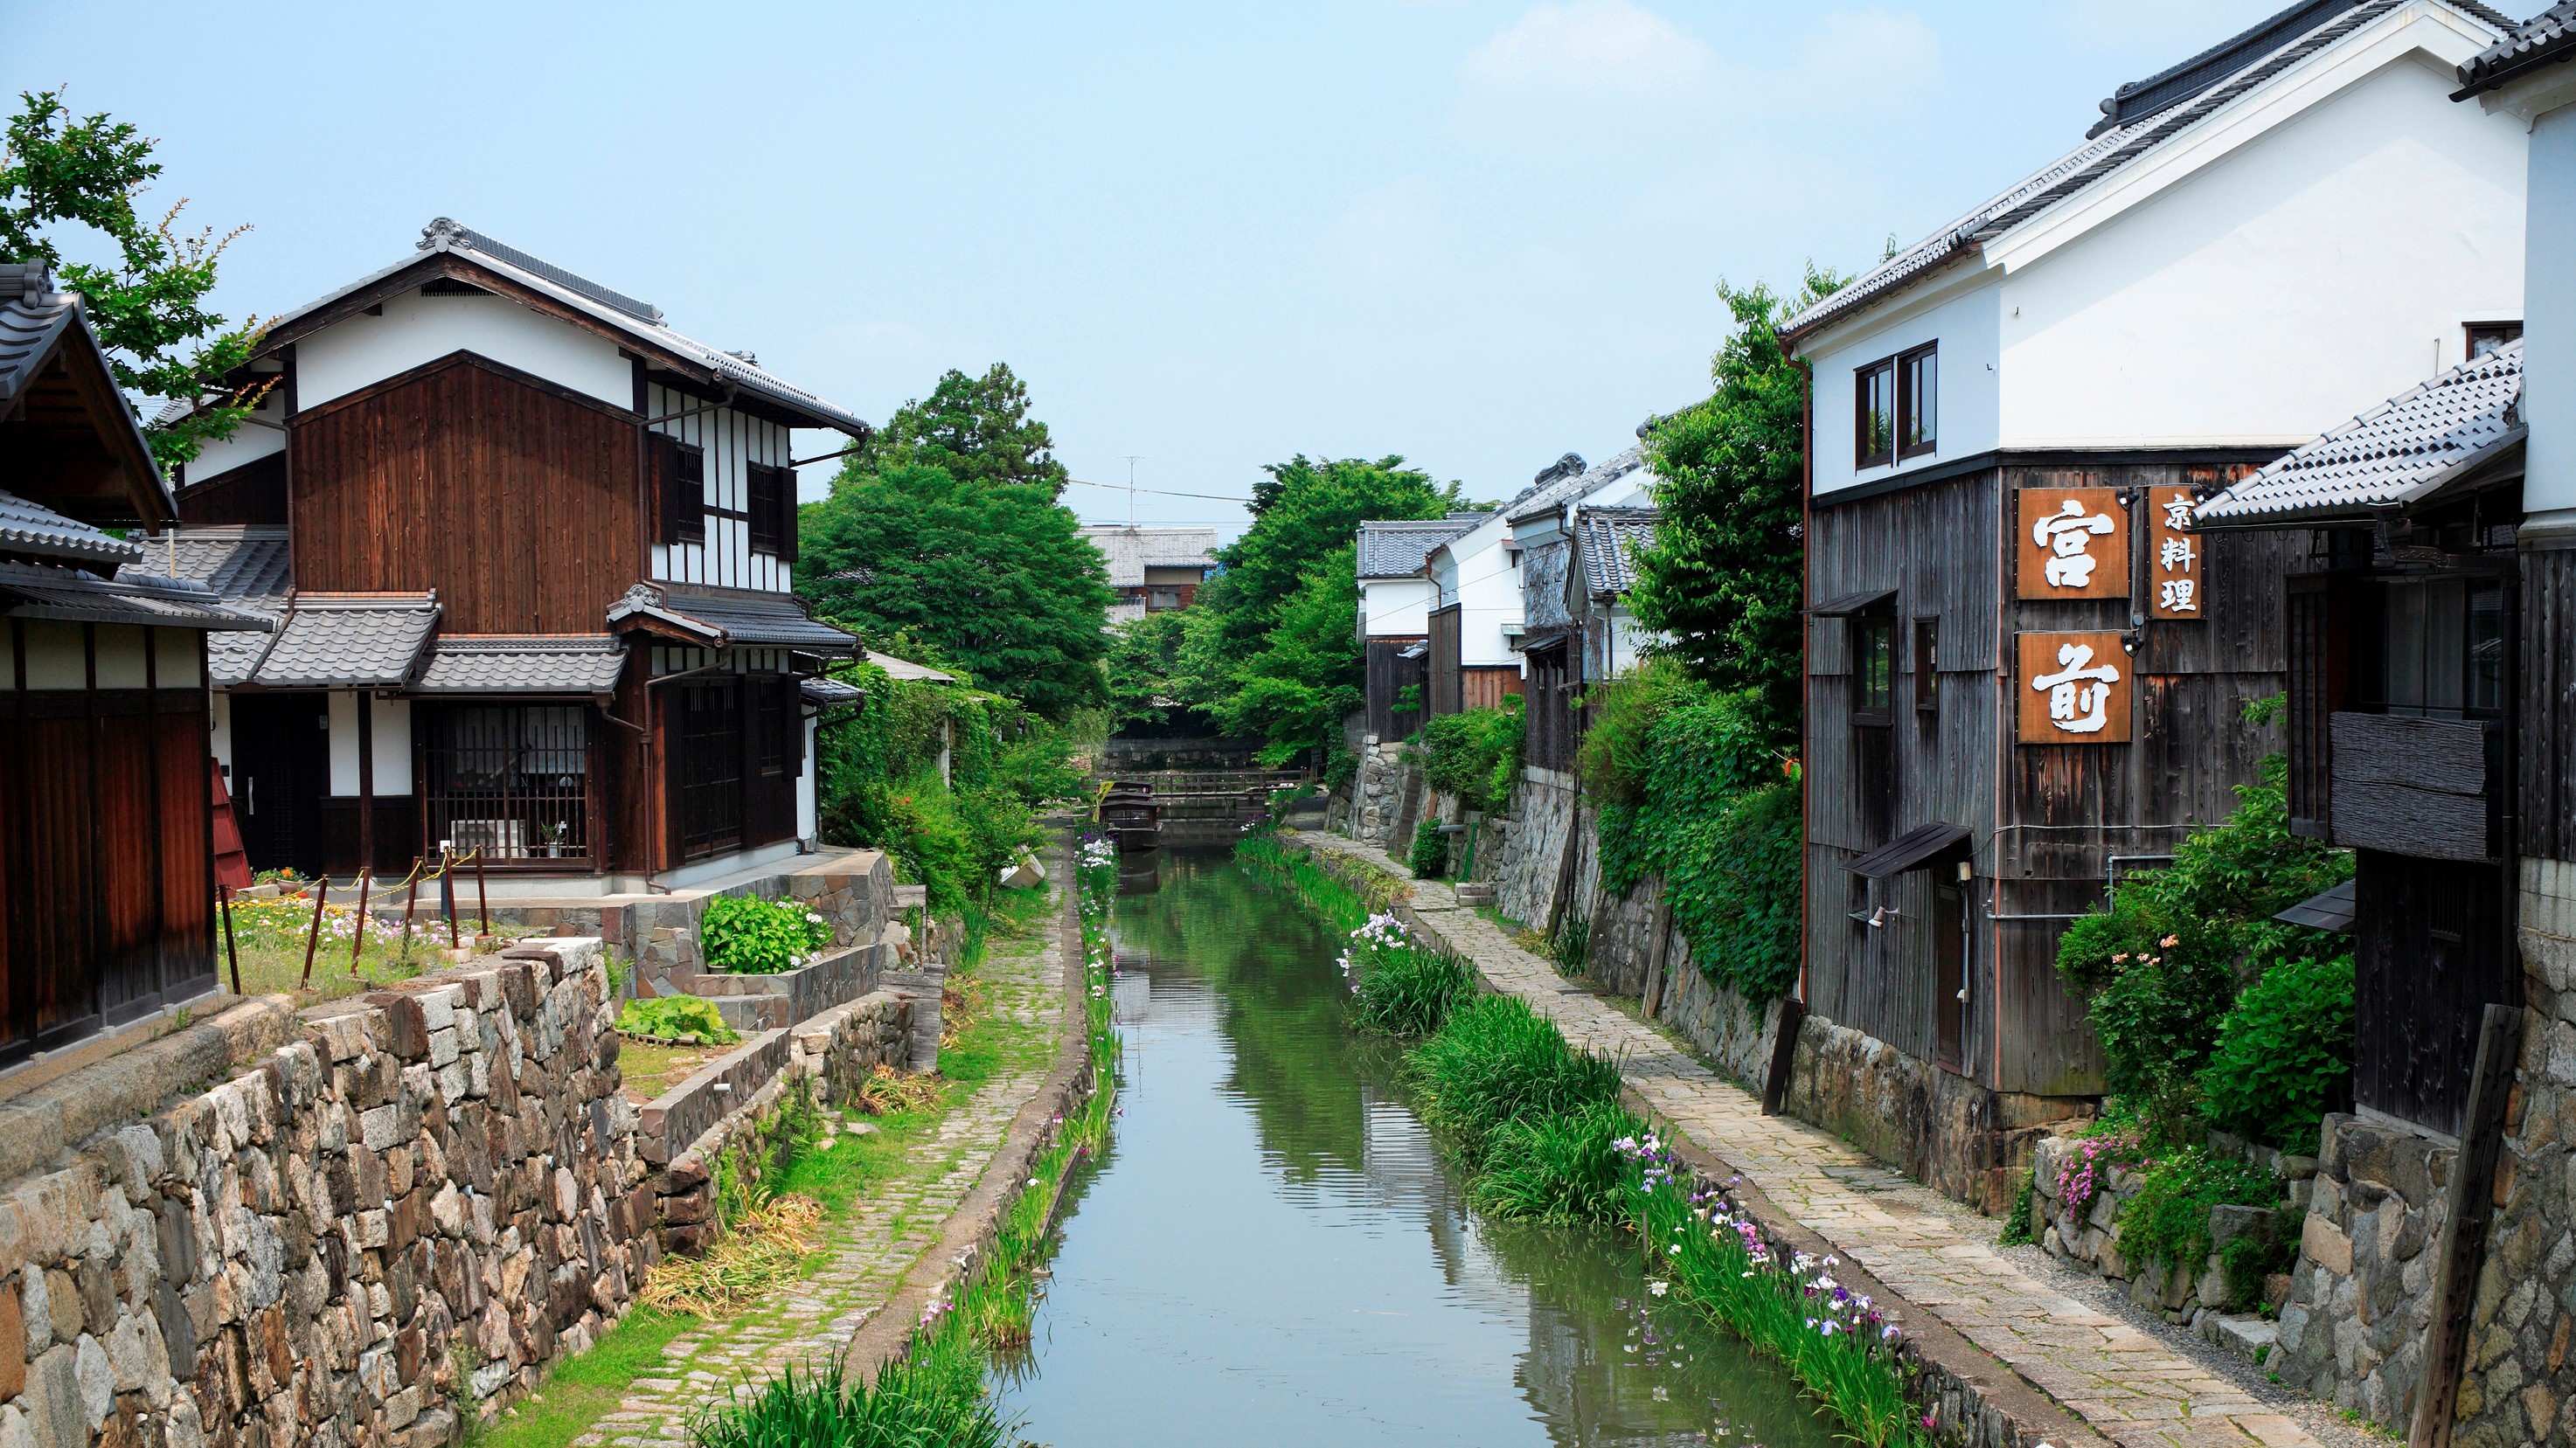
2017, 631, 2131, 743
2147, 486, 2205, 620
2017, 487, 2128, 601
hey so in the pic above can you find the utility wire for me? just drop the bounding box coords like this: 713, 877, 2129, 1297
1064, 476, 1255, 504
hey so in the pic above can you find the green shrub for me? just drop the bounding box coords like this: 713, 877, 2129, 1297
1419, 699, 1524, 813
1550, 915, 1590, 977
691, 1352, 1012, 1448
2199, 951, 2355, 1154
699, 895, 834, 975
1467, 1097, 1639, 1224
1342, 914, 1474, 1037
616, 995, 739, 1044
2115, 1147, 2281, 1286
1404, 994, 1625, 1168
1575, 658, 1712, 805
1406, 818, 1449, 879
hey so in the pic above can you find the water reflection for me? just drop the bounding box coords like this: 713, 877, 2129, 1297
997, 849, 1834, 1448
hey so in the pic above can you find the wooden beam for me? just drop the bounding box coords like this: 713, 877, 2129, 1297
2411, 1001, 2525, 1448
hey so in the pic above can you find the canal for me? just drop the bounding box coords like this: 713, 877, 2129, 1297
994, 849, 1838, 1447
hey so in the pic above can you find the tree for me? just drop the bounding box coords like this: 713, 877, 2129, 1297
798, 463, 1112, 719
1628, 268, 1843, 745
1104, 610, 1211, 735
1213, 544, 1366, 760
0, 88, 265, 470
840, 363, 1070, 496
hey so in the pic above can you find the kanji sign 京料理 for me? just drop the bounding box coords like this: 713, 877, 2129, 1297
2149, 486, 2205, 620
2017, 488, 2128, 600
2017, 632, 2131, 743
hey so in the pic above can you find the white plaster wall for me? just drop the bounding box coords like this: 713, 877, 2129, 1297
1432, 516, 1525, 668
326, 692, 413, 797
155, 630, 203, 689
1361, 578, 1436, 638
92, 626, 148, 689
644, 383, 797, 593
210, 693, 233, 778
181, 387, 286, 482
1997, 51, 2524, 450
798, 716, 819, 844
1806, 277, 2003, 498
2523, 103, 2576, 522
295, 290, 634, 412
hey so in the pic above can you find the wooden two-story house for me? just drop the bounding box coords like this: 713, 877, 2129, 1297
161, 219, 869, 891
1779, 0, 2528, 1208
1, 261, 272, 1062
1356, 515, 1480, 741
1505, 447, 1659, 774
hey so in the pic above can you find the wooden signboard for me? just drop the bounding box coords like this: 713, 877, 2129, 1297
2147, 485, 2205, 620
2017, 631, 2131, 743
2018, 487, 2128, 600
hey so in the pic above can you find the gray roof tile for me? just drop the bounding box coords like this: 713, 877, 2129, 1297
801, 676, 866, 704
250, 594, 441, 688
608, 583, 858, 654
413, 634, 627, 695
0, 559, 274, 633
1504, 447, 1649, 526
1357, 517, 1482, 579
0, 490, 143, 569
2196, 340, 2523, 525
1783, 1, 2509, 343
1576, 507, 1659, 599
161, 528, 292, 600
2457, 0, 2576, 94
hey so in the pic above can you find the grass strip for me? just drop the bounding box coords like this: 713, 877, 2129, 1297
686, 836, 1121, 1446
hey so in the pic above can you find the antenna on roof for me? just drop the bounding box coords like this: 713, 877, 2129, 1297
1121, 456, 1143, 524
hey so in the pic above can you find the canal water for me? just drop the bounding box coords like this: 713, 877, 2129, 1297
994, 849, 1837, 1448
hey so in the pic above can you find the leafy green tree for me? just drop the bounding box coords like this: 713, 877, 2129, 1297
0, 88, 267, 470
1214, 544, 1368, 762
841, 362, 1070, 496
798, 463, 1111, 719
1103, 609, 1209, 734
1628, 269, 1843, 744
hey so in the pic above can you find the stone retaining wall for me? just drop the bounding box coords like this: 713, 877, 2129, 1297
0, 938, 648, 1448
2266, 1112, 2444, 1427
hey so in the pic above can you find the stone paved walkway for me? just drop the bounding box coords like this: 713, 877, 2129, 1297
571, 894, 1066, 1446
1298, 832, 2323, 1448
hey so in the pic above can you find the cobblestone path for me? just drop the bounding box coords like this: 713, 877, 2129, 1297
570, 895, 1066, 1446
1298, 832, 2322, 1448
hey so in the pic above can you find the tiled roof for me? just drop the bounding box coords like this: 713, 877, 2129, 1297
249, 594, 441, 689
1504, 447, 1649, 526
0, 490, 143, 569
608, 583, 859, 654
0, 559, 274, 632
1357, 517, 1482, 579
2196, 341, 2523, 525
2456, 0, 2576, 94
1781, 0, 2510, 343
205, 617, 281, 688
1076, 525, 1219, 586
413, 634, 628, 695
801, 676, 866, 705
220, 220, 870, 436
1576, 507, 1659, 599
159, 527, 292, 600
0, 267, 170, 521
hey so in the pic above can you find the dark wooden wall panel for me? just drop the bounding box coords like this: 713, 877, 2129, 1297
292, 355, 642, 633
2525, 549, 2576, 863
1461, 667, 1523, 713
176, 452, 287, 527
1364, 639, 1428, 741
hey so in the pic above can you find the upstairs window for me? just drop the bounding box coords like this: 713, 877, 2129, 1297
746, 463, 798, 562
2359, 575, 2508, 720
1855, 343, 1936, 468
656, 436, 706, 546
2467, 321, 2522, 360
1852, 614, 1894, 725
1913, 617, 1939, 713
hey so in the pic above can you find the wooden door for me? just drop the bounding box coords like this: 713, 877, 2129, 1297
229, 694, 329, 878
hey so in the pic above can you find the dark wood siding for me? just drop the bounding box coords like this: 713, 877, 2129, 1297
0, 627, 216, 1063
1364, 638, 1427, 741
2285, 573, 2354, 838
176, 451, 287, 526
1428, 606, 1462, 716
290, 353, 642, 633
1461, 666, 1523, 712
2353, 850, 2514, 1136
2524, 546, 2576, 863
1525, 641, 1576, 772
1806, 463, 2305, 1098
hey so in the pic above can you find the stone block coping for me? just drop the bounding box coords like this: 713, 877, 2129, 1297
636, 1028, 790, 1166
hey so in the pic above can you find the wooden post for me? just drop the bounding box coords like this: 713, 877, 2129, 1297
298, 876, 330, 987
1640, 889, 1674, 1020
399, 865, 422, 957
1762, 997, 1809, 1117
220, 885, 241, 997
347, 867, 373, 974
356, 691, 375, 876
442, 848, 461, 949
2410, 1001, 2525, 1448
473, 849, 490, 940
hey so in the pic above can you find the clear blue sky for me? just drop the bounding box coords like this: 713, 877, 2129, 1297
15, 0, 2289, 536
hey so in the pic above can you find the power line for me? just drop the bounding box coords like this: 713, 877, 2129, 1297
1063, 476, 1255, 504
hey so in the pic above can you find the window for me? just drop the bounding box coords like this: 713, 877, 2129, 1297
1852, 615, 1893, 724
2467, 321, 2523, 359
746, 463, 797, 561
1855, 343, 1936, 468
1856, 360, 1896, 468
1149, 588, 1181, 610
2362, 575, 2508, 720
1900, 346, 1936, 458
1913, 617, 1939, 713
656, 436, 706, 546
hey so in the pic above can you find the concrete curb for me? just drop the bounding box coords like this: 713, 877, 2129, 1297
839, 824, 1100, 1382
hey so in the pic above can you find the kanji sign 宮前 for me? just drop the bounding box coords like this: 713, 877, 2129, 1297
2017, 487, 2128, 601
2017, 632, 2131, 743
2149, 486, 2205, 620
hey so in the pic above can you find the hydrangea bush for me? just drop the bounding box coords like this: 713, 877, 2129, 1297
701, 894, 835, 975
